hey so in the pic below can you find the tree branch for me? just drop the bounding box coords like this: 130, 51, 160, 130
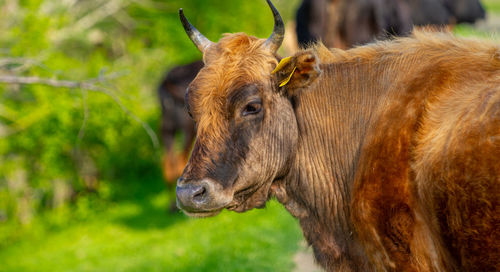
51, 0, 132, 42
0, 75, 106, 91
0, 74, 160, 149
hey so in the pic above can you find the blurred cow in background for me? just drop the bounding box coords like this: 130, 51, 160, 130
443, 0, 486, 23
408, 0, 452, 26
296, 0, 485, 48
158, 60, 202, 186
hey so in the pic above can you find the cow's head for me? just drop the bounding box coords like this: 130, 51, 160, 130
176, 0, 320, 217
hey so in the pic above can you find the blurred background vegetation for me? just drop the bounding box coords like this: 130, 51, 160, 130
0, 0, 498, 271
0, 0, 304, 271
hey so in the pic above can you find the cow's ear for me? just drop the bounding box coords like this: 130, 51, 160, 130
272, 50, 321, 96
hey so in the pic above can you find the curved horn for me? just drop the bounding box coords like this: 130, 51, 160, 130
179, 8, 214, 53
263, 0, 285, 53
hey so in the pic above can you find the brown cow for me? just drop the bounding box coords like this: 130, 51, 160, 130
176, 0, 500, 271
296, 0, 446, 49
158, 60, 202, 183
296, 0, 485, 49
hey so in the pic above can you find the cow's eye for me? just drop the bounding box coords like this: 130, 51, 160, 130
242, 101, 262, 116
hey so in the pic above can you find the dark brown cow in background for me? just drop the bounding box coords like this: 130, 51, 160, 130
408, 0, 451, 26
158, 60, 202, 183
443, 0, 486, 23
175, 0, 499, 271
338, 0, 416, 48
295, 0, 328, 47
296, 0, 485, 48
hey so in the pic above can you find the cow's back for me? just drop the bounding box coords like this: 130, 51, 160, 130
350, 38, 500, 270
413, 79, 500, 270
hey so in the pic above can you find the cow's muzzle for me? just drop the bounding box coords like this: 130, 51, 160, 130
176, 177, 232, 217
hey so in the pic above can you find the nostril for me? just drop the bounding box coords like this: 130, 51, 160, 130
176, 180, 213, 210
192, 185, 207, 202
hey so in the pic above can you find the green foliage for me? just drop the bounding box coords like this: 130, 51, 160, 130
483, 0, 500, 14
0, 193, 302, 271
0, 0, 301, 257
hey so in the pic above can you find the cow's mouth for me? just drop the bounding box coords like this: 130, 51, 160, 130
176, 196, 227, 217
226, 182, 271, 212
176, 177, 272, 216
176, 178, 233, 217
180, 208, 223, 218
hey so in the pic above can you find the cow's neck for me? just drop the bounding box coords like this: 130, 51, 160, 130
278, 58, 396, 270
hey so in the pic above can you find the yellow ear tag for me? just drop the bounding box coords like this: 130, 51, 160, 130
272, 56, 293, 74
279, 66, 297, 87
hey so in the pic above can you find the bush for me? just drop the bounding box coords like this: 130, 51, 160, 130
0, 0, 300, 243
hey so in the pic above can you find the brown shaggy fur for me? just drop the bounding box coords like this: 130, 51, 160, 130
189, 33, 277, 130
341, 32, 500, 271
181, 29, 500, 271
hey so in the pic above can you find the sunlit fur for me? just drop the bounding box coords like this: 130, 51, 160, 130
188, 33, 278, 136
287, 31, 500, 271
182, 29, 500, 271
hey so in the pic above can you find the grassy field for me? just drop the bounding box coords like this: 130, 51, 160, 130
0, 176, 303, 272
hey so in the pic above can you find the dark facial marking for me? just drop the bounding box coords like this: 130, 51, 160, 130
205, 84, 265, 188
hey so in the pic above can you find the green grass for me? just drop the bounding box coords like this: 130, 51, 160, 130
484, 0, 500, 14
453, 24, 500, 40
452, 0, 500, 40
0, 177, 303, 272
